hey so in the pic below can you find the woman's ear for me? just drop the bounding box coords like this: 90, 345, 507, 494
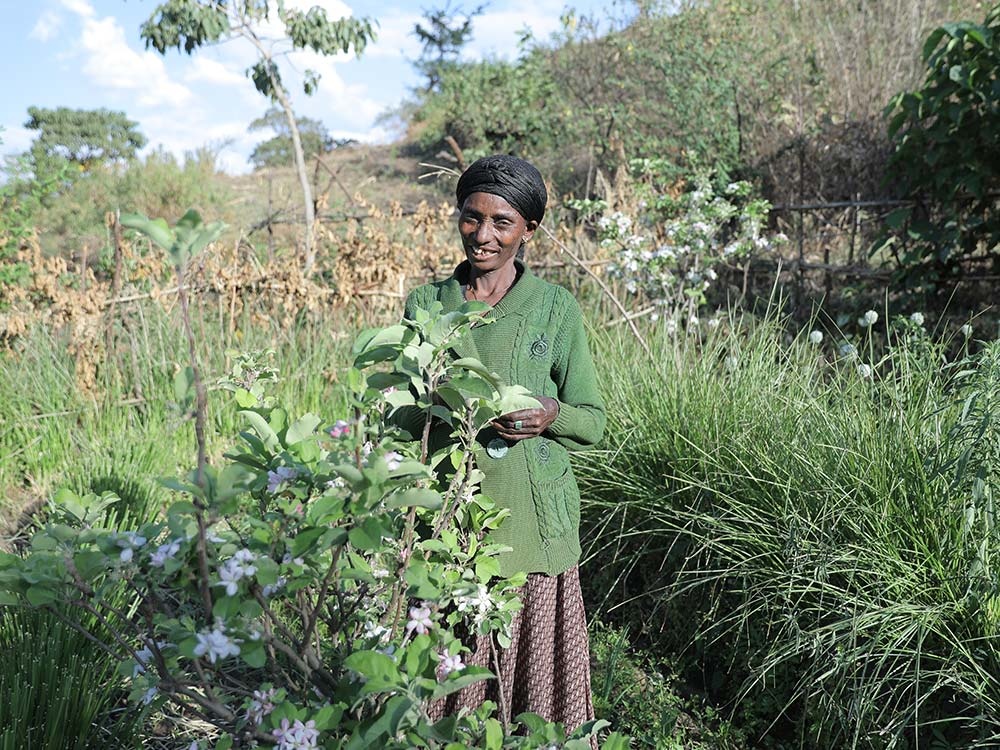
523, 219, 539, 243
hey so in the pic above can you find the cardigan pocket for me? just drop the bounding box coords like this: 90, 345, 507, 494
532, 464, 576, 541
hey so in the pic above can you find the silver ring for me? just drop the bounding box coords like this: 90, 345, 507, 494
514, 420, 523, 430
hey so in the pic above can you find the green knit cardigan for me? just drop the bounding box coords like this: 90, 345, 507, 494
398, 260, 606, 577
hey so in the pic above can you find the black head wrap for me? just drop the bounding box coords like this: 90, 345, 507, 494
456, 154, 547, 225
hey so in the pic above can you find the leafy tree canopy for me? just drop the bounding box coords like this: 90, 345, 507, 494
412, 1, 484, 93
139, 0, 376, 102
24, 106, 147, 170
248, 107, 333, 169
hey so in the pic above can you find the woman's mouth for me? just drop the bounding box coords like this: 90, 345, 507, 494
469, 247, 498, 258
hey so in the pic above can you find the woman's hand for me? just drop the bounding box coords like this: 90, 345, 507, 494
492, 396, 560, 442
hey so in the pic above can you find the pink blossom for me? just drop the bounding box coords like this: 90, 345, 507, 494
328, 419, 351, 439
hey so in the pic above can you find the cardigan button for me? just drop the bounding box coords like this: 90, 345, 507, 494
486, 438, 509, 459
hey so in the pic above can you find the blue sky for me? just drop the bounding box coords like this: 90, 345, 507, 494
1, 0, 618, 173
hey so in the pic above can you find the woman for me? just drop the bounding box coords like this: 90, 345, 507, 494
401, 154, 606, 732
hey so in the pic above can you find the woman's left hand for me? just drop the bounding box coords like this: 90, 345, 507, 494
492, 397, 560, 441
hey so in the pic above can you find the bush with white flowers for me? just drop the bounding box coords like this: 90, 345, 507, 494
581, 160, 781, 325
0, 303, 624, 750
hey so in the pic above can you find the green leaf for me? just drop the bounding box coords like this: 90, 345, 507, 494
349, 695, 412, 748
922, 27, 947, 61
26, 586, 58, 606
286, 413, 321, 445
451, 357, 499, 385
313, 703, 345, 731
348, 519, 383, 551
484, 718, 503, 750
291, 528, 326, 557
432, 666, 494, 698
386, 488, 443, 510
120, 212, 175, 251
497, 385, 542, 415
344, 649, 403, 687
241, 640, 266, 668
239, 410, 280, 452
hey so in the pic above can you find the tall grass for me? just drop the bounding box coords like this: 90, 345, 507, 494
0, 605, 145, 750
578, 314, 1000, 748
0, 302, 355, 513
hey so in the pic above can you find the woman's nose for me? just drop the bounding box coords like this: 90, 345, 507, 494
473, 220, 492, 243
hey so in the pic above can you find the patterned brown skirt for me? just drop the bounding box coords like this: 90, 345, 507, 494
429, 566, 595, 736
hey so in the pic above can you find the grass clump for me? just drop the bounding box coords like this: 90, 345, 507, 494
579, 313, 1000, 748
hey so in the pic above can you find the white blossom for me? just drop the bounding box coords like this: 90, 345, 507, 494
961, 323, 973, 338
262, 576, 287, 598
455, 584, 494, 625
406, 605, 434, 635
857, 363, 873, 379
363, 622, 390, 642
707, 318, 721, 330
266, 466, 298, 494
273, 718, 319, 750
858, 310, 879, 328
131, 640, 170, 677
246, 687, 277, 726
437, 652, 465, 681
193, 626, 240, 663
116, 532, 147, 562
149, 539, 181, 568
909, 312, 925, 326
809, 330, 823, 345
328, 419, 350, 439
214, 549, 257, 596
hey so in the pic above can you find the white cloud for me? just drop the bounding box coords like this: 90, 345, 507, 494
184, 57, 252, 89
365, 13, 422, 60
30, 10, 63, 42
0, 126, 35, 155
73, 14, 193, 107
286, 0, 352, 16
139, 113, 257, 174
59, 0, 95, 19
468, 3, 566, 58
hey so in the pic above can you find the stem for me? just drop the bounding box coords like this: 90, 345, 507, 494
540, 224, 654, 362
176, 261, 214, 621
491, 634, 510, 732
301, 545, 341, 651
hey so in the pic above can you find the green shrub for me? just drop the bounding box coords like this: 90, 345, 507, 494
879, 4, 1000, 287
590, 621, 744, 748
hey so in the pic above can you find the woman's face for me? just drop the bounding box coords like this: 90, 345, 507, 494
458, 191, 537, 274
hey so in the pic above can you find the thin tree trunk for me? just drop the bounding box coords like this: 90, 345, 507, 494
240, 27, 316, 275
270, 80, 316, 274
